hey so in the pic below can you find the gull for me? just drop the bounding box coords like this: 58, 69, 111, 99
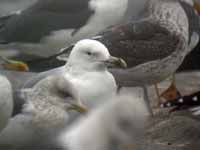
0, 0, 129, 58
0, 75, 13, 132
0, 39, 127, 148
24, 39, 126, 107
0, 0, 150, 72
59, 89, 150, 150
0, 75, 86, 148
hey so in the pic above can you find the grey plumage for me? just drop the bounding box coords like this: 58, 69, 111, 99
0, 0, 93, 43
0, 75, 82, 148
0, 70, 35, 116
54, 0, 199, 116
58, 0, 199, 87
0, 0, 36, 17
91, 0, 200, 86
0, 39, 123, 148
0, 0, 129, 59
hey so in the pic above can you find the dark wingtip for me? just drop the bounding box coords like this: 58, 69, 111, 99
12, 90, 26, 117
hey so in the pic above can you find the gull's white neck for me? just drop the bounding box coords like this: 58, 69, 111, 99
64, 60, 108, 75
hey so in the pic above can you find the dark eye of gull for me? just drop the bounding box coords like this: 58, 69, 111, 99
86, 51, 92, 56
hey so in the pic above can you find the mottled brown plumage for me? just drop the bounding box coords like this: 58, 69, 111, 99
93, 0, 199, 86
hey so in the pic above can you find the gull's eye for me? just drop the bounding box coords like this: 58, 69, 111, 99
86, 51, 92, 56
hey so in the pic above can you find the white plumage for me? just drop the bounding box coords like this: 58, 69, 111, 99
0, 39, 123, 148
0, 75, 13, 132
59, 88, 150, 150
64, 39, 118, 108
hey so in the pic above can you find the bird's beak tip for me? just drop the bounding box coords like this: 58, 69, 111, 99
105, 56, 127, 69
67, 104, 88, 114
118, 57, 127, 68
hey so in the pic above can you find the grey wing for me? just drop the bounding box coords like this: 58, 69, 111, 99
0, 0, 36, 16
51, 75, 80, 103
23, 66, 65, 88
96, 19, 184, 68
0, 0, 94, 43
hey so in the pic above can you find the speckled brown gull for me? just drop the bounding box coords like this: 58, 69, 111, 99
100, 0, 200, 114
97, 0, 200, 87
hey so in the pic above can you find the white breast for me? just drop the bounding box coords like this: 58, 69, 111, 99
65, 71, 117, 109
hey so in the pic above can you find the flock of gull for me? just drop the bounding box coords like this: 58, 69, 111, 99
0, 0, 200, 149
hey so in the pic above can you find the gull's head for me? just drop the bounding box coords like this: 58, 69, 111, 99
67, 39, 127, 70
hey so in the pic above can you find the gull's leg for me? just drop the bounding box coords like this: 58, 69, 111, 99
142, 85, 153, 116
117, 85, 122, 93
154, 84, 161, 106
0, 56, 29, 71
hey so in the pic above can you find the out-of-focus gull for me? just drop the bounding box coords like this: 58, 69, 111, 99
0, 75, 13, 132
59, 89, 150, 150
0, 70, 36, 116
0, 75, 85, 148
0, 0, 149, 72
0, 39, 127, 148
0, 0, 130, 58
59, 0, 200, 115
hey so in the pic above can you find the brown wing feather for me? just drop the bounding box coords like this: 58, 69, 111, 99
98, 20, 181, 68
